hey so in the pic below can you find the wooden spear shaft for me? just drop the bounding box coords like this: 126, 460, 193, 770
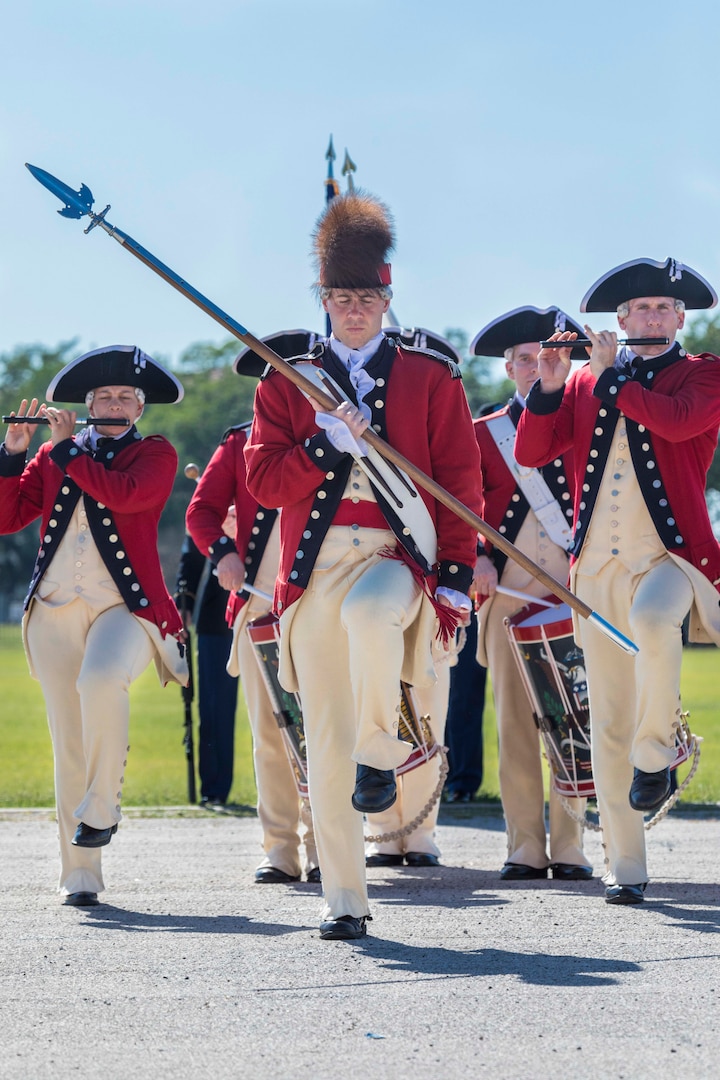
235, 332, 592, 613
29, 174, 634, 652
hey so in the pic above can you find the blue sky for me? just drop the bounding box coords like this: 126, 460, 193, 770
2, 0, 720, 368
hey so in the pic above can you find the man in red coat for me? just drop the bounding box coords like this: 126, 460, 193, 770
0, 346, 186, 907
185, 330, 320, 885
515, 259, 720, 905
244, 193, 483, 939
471, 307, 592, 882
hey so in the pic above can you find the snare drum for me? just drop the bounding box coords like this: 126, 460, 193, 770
397, 682, 440, 776
505, 599, 594, 799
505, 598, 695, 800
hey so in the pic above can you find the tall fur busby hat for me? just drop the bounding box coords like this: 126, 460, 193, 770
313, 191, 395, 291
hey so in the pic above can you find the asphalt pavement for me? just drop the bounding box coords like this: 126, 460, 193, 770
0, 803, 718, 1080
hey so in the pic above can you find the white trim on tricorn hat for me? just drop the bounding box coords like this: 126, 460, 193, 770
384, 326, 462, 364
234, 329, 321, 378
580, 257, 718, 312
470, 306, 586, 359
46, 345, 184, 404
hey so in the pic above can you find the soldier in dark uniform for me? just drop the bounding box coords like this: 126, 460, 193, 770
175, 528, 238, 807
186, 332, 322, 884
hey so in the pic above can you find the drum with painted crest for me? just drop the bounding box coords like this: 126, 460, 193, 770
505, 599, 593, 798
504, 597, 695, 800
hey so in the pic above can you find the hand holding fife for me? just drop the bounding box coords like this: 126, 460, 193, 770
44, 406, 77, 446
583, 324, 618, 380
5, 399, 47, 454
537, 331, 581, 392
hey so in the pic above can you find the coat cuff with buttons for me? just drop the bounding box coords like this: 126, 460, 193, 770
206, 533, 238, 568
525, 381, 565, 415
302, 431, 347, 472
0, 444, 27, 475
438, 559, 473, 596
49, 437, 89, 470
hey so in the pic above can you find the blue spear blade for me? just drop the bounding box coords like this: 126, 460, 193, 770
25, 163, 94, 219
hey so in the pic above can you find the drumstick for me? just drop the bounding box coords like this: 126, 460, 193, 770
496, 586, 558, 608
249, 581, 549, 611
211, 569, 272, 604
242, 582, 272, 602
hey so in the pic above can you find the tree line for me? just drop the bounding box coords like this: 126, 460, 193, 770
1, 321, 719, 613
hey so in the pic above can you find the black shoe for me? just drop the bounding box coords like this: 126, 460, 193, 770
443, 789, 473, 804
306, 866, 322, 884
550, 863, 593, 881
605, 883, 646, 905
62, 891, 99, 906
365, 853, 404, 868
351, 765, 396, 813
629, 767, 671, 812
254, 866, 301, 884
500, 862, 548, 881
71, 823, 118, 848
200, 797, 225, 809
405, 852, 441, 867
319, 915, 369, 940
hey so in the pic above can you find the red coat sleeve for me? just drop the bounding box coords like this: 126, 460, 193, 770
186, 430, 257, 562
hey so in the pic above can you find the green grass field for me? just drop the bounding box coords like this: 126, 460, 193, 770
0, 624, 717, 807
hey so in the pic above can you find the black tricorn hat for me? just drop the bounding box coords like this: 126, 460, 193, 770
233, 329, 322, 378
313, 191, 394, 291
46, 345, 184, 404
384, 326, 461, 364
580, 257, 717, 312
471, 306, 587, 360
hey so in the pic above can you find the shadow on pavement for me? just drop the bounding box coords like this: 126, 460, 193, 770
79, 905, 313, 936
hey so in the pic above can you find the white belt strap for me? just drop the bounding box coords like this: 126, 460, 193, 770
297, 363, 438, 568
486, 412, 573, 551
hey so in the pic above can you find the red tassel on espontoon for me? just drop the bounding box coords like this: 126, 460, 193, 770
378, 546, 461, 648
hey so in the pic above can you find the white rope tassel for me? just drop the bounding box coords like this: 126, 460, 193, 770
559, 721, 703, 833
643, 735, 702, 830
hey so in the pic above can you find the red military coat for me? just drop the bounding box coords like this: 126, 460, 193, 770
244, 340, 484, 616
515, 348, 720, 592
0, 429, 182, 635
185, 426, 278, 626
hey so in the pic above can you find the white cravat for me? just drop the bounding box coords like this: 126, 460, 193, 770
314, 332, 385, 454
329, 331, 383, 422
